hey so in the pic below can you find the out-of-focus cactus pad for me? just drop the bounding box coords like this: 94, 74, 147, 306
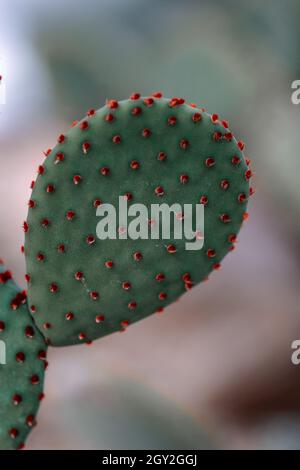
0, 262, 47, 450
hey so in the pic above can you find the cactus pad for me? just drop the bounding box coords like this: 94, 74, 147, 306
24, 94, 251, 346
0, 262, 47, 450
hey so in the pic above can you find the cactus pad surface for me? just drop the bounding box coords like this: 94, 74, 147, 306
24, 94, 251, 346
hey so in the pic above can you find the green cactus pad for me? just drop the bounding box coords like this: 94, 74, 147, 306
25, 94, 251, 346
0, 262, 47, 450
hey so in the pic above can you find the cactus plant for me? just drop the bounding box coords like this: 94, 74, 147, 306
0, 261, 47, 450
0, 93, 252, 449
24, 94, 251, 346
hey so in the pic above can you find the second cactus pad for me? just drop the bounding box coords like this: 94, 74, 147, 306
0, 263, 47, 450
25, 94, 251, 346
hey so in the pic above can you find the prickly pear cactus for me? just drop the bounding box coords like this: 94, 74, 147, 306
0, 262, 47, 450
24, 94, 251, 346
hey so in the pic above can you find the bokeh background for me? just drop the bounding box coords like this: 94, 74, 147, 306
1, 0, 300, 450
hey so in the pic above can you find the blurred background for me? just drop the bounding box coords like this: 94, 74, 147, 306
1, 0, 300, 450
